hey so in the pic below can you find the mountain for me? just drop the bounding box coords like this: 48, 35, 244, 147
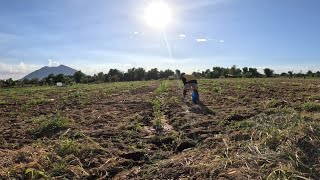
22, 65, 78, 80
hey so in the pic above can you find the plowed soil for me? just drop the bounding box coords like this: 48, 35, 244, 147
1, 79, 320, 179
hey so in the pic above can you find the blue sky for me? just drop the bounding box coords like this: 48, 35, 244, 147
1, 0, 320, 79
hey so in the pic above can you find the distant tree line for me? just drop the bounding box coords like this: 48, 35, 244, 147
0, 68, 175, 87
1, 65, 320, 88
192, 65, 320, 79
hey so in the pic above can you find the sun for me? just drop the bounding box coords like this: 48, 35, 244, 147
144, 1, 172, 30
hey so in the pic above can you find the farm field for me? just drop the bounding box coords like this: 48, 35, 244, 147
1, 78, 320, 179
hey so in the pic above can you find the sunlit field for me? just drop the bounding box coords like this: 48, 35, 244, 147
1, 78, 320, 179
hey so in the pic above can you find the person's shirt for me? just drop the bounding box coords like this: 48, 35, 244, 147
181, 74, 197, 85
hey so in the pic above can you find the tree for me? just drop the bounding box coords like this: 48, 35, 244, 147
175, 69, 181, 78
280, 73, 288, 77
97, 72, 105, 82
5, 78, 15, 87
249, 68, 261, 78
229, 65, 242, 77
242, 67, 249, 74
74, 71, 85, 83
108, 69, 123, 82
212, 67, 222, 78
54, 74, 66, 83
307, 70, 313, 77
0, 80, 5, 88
45, 74, 55, 85
22, 78, 30, 85
29, 78, 39, 85
146, 68, 159, 80
288, 71, 293, 78
164, 69, 174, 77
201, 69, 211, 78
221, 68, 229, 77
192, 71, 202, 78
135, 68, 146, 81
264, 68, 274, 77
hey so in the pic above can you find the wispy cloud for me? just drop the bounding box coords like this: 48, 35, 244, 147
196, 38, 208, 42
179, 34, 186, 39
178, 0, 228, 11
48, 59, 60, 67
195, 38, 224, 43
130, 31, 144, 36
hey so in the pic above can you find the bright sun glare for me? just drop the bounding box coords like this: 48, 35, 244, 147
144, 1, 172, 30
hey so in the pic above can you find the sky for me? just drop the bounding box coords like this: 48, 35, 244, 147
1, 0, 320, 79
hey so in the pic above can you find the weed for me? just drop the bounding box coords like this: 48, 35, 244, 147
0, 99, 6, 104
265, 128, 282, 150
29, 114, 71, 137
264, 99, 281, 108
148, 81, 173, 132
303, 102, 320, 112
25, 168, 47, 180
233, 120, 256, 129
266, 168, 294, 180
167, 96, 179, 106
55, 139, 80, 157
152, 99, 162, 118
51, 160, 68, 176
242, 96, 251, 103
154, 81, 169, 95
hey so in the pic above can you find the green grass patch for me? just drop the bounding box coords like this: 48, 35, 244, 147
28, 97, 52, 105
29, 114, 72, 137
303, 102, 320, 112
0, 99, 6, 104
55, 139, 81, 157
233, 120, 256, 129
25, 168, 48, 180
264, 99, 282, 108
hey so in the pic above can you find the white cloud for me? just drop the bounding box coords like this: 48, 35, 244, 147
196, 38, 208, 42
130, 31, 144, 36
179, 34, 186, 39
0, 62, 42, 80
195, 38, 224, 43
48, 59, 60, 67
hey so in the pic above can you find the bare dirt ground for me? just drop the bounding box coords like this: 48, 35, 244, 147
1, 79, 320, 179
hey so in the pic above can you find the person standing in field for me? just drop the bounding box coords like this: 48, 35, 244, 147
180, 73, 199, 102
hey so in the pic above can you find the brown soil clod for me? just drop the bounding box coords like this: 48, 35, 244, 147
176, 140, 197, 152
226, 114, 245, 121
120, 151, 146, 161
